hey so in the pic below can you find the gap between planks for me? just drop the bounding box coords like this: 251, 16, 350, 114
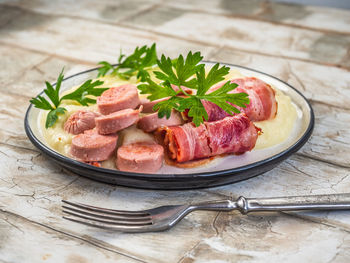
1, 3, 350, 72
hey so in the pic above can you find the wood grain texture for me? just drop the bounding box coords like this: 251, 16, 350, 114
0, 0, 350, 262
120, 5, 350, 70
0, 5, 216, 64
0, 211, 142, 263
163, 0, 350, 35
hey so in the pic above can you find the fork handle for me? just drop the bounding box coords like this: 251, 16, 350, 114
236, 193, 350, 214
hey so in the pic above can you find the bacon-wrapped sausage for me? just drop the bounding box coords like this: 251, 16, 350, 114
162, 114, 258, 163
204, 77, 277, 122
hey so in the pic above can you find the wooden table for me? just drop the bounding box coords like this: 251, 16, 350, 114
1, 1, 350, 262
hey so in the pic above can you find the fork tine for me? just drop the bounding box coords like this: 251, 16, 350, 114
62, 209, 153, 226
62, 205, 152, 222
63, 216, 151, 232
62, 200, 150, 216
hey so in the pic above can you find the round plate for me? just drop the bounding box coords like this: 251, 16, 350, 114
24, 62, 314, 190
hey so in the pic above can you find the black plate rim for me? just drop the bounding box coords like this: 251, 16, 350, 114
24, 62, 315, 181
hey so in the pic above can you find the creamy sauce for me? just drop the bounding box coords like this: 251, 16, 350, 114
254, 88, 297, 149
39, 69, 297, 169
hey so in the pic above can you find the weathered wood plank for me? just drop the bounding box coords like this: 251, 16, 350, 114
299, 103, 350, 168
1, 3, 350, 71
0, 210, 142, 263
0, 5, 215, 64
178, 212, 350, 263
163, 0, 350, 35
121, 5, 350, 70
1, 141, 350, 263
0, 45, 93, 97
3, 0, 350, 37
0, 0, 160, 24
0, 45, 46, 88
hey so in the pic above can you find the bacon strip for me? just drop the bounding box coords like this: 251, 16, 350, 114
204, 77, 277, 122
163, 114, 258, 163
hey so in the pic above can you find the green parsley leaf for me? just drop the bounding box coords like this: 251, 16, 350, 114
97, 61, 115, 77
196, 68, 250, 116
138, 51, 250, 127
30, 68, 64, 110
30, 95, 54, 111
138, 79, 177, 101
61, 79, 107, 106
153, 96, 184, 119
177, 97, 208, 127
30, 68, 106, 129
45, 107, 66, 128
154, 51, 204, 90
97, 43, 157, 81
196, 63, 230, 95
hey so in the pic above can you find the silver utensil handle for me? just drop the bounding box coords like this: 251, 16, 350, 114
236, 193, 350, 214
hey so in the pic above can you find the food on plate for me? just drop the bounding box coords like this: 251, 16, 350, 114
64, 110, 101, 135
32, 44, 297, 173
140, 97, 169, 113
138, 110, 183, 132
203, 77, 277, 122
95, 107, 141, 134
70, 129, 118, 162
116, 142, 164, 173
161, 114, 258, 163
97, 84, 140, 115
30, 70, 106, 129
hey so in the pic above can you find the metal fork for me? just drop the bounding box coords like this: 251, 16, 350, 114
62, 193, 350, 232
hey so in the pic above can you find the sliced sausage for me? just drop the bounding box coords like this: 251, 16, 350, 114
95, 108, 140, 135
137, 110, 183, 132
116, 143, 164, 173
64, 110, 100, 135
97, 84, 140, 115
70, 130, 118, 162
140, 97, 169, 113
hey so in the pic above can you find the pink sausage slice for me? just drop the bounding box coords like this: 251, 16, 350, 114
70, 130, 118, 161
140, 97, 169, 113
95, 108, 140, 135
116, 143, 164, 173
97, 84, 140, 115
138, 110, 183, 132
64, 110, 100, 135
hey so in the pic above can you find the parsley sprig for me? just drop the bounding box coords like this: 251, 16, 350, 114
153, 52, 204, 90
138, 52, 250, 126
97, 44, 157, 81
30, 69, 107, 128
